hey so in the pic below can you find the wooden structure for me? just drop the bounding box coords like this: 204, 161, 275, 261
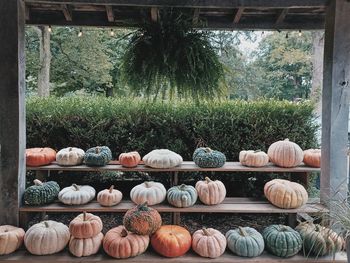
0, 0, 349, 262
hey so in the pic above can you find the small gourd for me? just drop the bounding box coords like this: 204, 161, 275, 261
143, 149, 183, 168
56, 147, 85, 166
58, 184, 95, 205
167, 184, 197, 208
239, 150, 269, 167
97, 185, 123, 207
130, 181, 166, 205
195, 177, 226, 205
69, 232, 104, 257
84, 146, 112, 166
267, 139, 303, 167
23, 179, 60, 205
303, 149, 321, 168
193, 147, 226, 168
69, 212, 103, 239
119, 151, 141, 167
192, 228, 226, 258
0, 225, 25, 255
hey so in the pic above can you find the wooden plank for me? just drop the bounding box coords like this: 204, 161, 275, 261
105, 5, 114, 22
19, 198, 327, 214
275, 8, 288, 24
233, 7, 244, 24
61, 4, 72, 21
150, 7, 158, 22
0, 0, 26, 226
25, 4, 30, 20
321, 0, 350, 203
192, 8, 200, 25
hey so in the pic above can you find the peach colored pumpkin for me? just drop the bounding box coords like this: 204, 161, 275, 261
97, 185, 123, 207
130, 181, 166, 205
69, 232, 103, 257
239, 150, 269, 167
103, 225, 149, 259
0, 225, 25, 255
264, 179, 308, 209
267, 139, 303, 168
26, 147, 56, 167
119, 151, 141, 168
303, 149, 321, 168
69, 212, 103, 238
195, 177, 226, 205
192, 228, 227, 258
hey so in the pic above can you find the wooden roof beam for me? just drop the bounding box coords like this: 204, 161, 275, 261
105, 5, 114, 22
61, 4, 72, 21
150, 7, 158, 22
233, 7, 244, 24
193, 8, 200, 26
276, 8, 288, 25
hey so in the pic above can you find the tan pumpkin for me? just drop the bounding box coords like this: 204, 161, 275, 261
264, 179, 308, 209
69, 212, 103, 238
303, 149, 321, 168
195, 177, 226, 205
69, 232, 103, 257
0, 225, 25, 255
267, 139, 303, 167
130, 181, 166, 205
239, 150, 269, 167
103, 225, 149, 259
119, 151, 141, 167
97, 185, 123, 207
192, 228, 227, 258
24, 220, 70, 255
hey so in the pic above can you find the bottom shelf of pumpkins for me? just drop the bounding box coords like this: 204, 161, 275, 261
0, 203, 345, 261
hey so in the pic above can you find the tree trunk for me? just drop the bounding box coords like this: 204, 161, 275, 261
311, 31, 324, 114
106, 87, 114, 97
35, 26, 51, 97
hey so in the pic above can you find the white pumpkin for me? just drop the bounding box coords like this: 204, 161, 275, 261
24, 220, 70, 255
142, 149, 183, 168
69, 232, 104, 257
56, 147, 85, 166
130, 181, 166, 205
58, 184, 95, 205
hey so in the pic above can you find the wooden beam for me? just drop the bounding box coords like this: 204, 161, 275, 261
276, 8, 288, 25
61, 4, 72, 21
233, 7, 244, 24
150, 7, 158, 22
321, 0, 350, 203
25, 4, 30, 20
0, 0, 26, 226
105, 5, 114, 22
192, 8, 200, 26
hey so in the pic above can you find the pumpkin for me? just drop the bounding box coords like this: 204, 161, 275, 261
26, 147, 56, 167
226, 227, 264, 257
0, 225, 25, 255
69, 232, 103, 257
84, 146, 112, 166
23, 179, 60, 205
69, 212, 103, 239
267, 139, 303, 167
24, 220, 70, 255
119, 151, 141, 168
167, 184, 197, 208
264, 179, 308, 209
97, 185, 122, 207
239, 150, 269, 167
56, 147, 85, 166
58, 184, 95, 205
195, 177, 226, 205
192, 228, 226, 258
303, 149, 321, 168
143, 149, 183, 168
263, 224, 302, 257
296, 222, 344, 256
123, 202, 162, 235
193, 147, 226, 168
103, 225, 149, 259
130, 181, 166, 205
151, 225, 191, 258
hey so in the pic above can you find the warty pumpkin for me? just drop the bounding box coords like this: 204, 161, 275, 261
303, 149, 321, 168
97, 185, 123, 207
151, 225, 192, 258
58, 184, 95, 205
103, 225, 149, 259
56, 147, 85, 166
119, 151, 141, 167
264, 179, 308, 209
26, 147, 56, 167
167, 184, 197, 208
193, 147, 226, 168
195, 177, 226, 205
267, 139, 303, 168
69, 212, 103, 239
123, 202, 162, 235
0, 225, 25, 255
226, 227, 264, 257
239, 150, 269, 167
143, 149, 183, 168
192, 228, 226, 258
69, 232, 103, 257
130, 181, 166, 205
23, 179, 60, 205
84, 146, 112, 166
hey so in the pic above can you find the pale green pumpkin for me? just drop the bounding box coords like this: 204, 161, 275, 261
167, 184, 197, 208
193, 147, 226, 168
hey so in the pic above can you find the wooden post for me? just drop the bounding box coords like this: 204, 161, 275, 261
321, 0, 350, 203
0, 0, 26, 225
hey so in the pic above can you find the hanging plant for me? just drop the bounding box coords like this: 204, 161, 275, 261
121, 10, 225, 102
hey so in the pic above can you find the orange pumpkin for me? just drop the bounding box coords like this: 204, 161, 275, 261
119, 151, 141, 168
151, 225, 191, 257
69, 212, 103, 238
69, 232, 104, 257
267, 139, 303, 168
26, 148, 56, 167
103, 225, 149, 259
303, 149, 321, 168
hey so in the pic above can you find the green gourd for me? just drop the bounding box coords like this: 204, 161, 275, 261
263, 224, 302, 258
84, 146, 112, 166
23, 179, 60, 205
226, 227, 264, 257
193, 147, 226, 168
167, 184, 197, 208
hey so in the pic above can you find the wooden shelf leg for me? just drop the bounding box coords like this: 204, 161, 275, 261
172, 212, 181, 225
171, 172, 179, 186
35, 170, 47, 181
287, 213, 297, 227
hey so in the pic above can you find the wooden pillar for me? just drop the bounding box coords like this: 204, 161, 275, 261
321, 0, 350, 203
0, 0, 26, 225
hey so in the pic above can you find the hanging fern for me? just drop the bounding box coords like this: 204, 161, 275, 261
121, 10, 225, 102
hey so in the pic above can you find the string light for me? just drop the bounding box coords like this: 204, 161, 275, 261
48, 25, 52, 33
298, 30, 302, 37
78, 29, 83, 37
109, 29, 115, 37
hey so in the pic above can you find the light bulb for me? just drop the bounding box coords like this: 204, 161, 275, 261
78, 29, 83, 37
298, 30, 302, 37
110, 29, 115, 36
48, 25, 52, 33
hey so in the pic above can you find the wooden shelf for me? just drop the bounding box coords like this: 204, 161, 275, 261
26, 161, 320, 173
0, 250, 346, 263
20, 198, 327, 214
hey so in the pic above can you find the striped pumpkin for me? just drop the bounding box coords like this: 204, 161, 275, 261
167, 184, 197, 208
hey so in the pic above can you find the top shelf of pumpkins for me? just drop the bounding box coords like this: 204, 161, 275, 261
25, 139, 321, 171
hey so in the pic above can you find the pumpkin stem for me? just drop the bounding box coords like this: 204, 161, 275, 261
205, 177, 212, 183
121, 228, 128, 237
144, 181, 151, 188
179, 184, 187, 190
202, 228, 211, 236
83, 211, 87, 221
95, 147, 101, 154
238, 227, 248, 237
72, 184, 80, 191
254, 150, 261, 153
33, 179, 43, 186
284, 138, 290, 141
109, 185, 114, 193
204, 147, 212, 153
44, 221, 49, 228
280, 225, 289, 231
137, 202, 149, 211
